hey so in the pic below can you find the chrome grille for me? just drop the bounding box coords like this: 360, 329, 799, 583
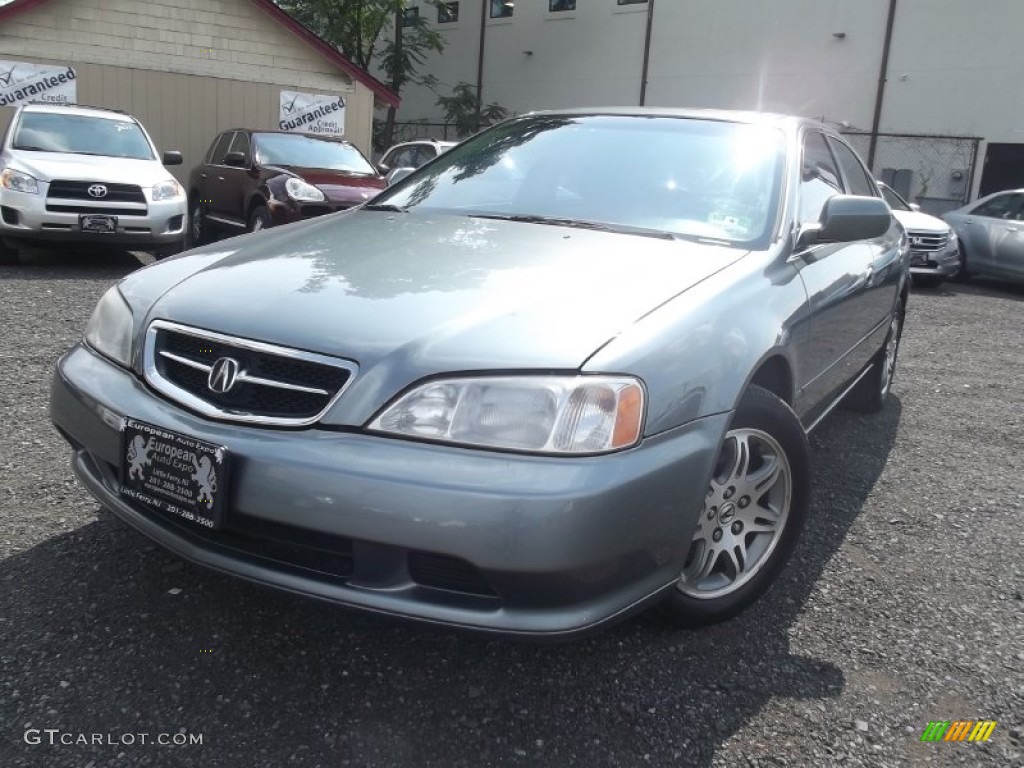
143, 321, 357, 426
906, 230, 949, 252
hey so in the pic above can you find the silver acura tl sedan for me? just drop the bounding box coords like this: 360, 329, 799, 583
50, 109, 909, 638
942, 188, 1024, 284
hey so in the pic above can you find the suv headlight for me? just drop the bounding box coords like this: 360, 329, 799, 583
285, 177, 326, 202
152, 179, 184, 201
368, 375, 645, 454
0, 168, 39, 194
84, 286, 134, 368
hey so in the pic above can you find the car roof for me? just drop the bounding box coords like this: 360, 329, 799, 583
227, 129, 355, 143
18, 103, 136, 122
518, 106, 825, 132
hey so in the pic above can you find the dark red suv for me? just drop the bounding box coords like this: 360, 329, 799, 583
188, 130, 386, 242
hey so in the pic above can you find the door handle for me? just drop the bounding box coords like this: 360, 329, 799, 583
216, 176, 225, 182
199, 172, 207, 179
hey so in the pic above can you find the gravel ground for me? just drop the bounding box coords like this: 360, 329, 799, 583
1, 249, 1022, 768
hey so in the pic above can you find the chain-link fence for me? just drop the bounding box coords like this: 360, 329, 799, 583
842, 132, 981, 216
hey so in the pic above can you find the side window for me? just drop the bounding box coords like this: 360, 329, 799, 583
971, 193, 1022, 219
229, 132, 251, 162
828, 138, 877, 197
208, 132, 234, 165
380, 148, 399, 169
392, 147, 417, 169
799, 132, 842, 224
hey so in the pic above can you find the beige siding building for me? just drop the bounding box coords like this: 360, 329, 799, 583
0, 0, 398, 182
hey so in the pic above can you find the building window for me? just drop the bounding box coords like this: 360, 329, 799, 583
490, 0, 513, 19
402, 6, 419, 26
438, 1, 459, 23
549, 0, 575, 10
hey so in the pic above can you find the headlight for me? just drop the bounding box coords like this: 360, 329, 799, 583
0, 168, 39, 194
285, 177, 326, 202
368, 375, 645, 454
84, 286, 134, 367
152, 179, 184, 201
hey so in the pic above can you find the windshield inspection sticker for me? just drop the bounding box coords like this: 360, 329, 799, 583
279, 90, 346, 135
0, 60, 77, 107
120, 418, 229, 529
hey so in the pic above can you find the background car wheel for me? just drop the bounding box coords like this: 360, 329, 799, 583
189, 199, 208, 246
247, 205, 271, 233
0, 238, 20, 266
653, 385, 811, 628
912, 274, 944, 290
846, 300, 905, 413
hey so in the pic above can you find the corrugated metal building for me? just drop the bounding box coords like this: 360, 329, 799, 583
0, 0, 399, 182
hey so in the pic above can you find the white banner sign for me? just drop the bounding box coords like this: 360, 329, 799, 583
0, 60, 77, 108
279, 91, 346, 136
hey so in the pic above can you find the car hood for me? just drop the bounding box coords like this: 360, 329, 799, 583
6, 150, 173, 186
891, 209, 951, 233
138, 212, 746, 411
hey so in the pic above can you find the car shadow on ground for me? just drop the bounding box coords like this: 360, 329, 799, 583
1, 400, 901, 767
0, 247, 150, 280
914, 277, 1024, 301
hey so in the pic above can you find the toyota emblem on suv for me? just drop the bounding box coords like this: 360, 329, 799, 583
207, 357, 240, 394
87, 184, 108, 198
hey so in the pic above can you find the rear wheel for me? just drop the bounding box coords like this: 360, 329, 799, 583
247, 205, 271, 233
189, 198, 208, 246
654, 386, 810, 628
954, 243, 970, 281
846, 300, 904, 413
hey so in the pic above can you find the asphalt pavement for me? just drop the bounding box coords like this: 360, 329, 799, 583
1, 248, 1022, 767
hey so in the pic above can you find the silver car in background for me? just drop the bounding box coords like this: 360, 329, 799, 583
943, 189, 1024, 284
877, 182, 959, 288
50, 109, 908, 638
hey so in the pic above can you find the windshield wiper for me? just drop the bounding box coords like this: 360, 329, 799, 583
469, 213, 676, 240
362, 203, 407, 212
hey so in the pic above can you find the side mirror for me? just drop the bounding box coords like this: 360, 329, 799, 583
798, 195, 892, 250
376, 162, 391, 174
162, 150, 183, 166
223, 151, 248, 168
386, 167, 415, 186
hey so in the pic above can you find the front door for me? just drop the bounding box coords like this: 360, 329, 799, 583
791, 131, 876, 422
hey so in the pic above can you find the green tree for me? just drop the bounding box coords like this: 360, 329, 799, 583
436, 82, 510, 138
277, 0, 445, 147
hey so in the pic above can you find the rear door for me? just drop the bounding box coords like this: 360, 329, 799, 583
992, 196, 1024, 279
792, 131, 877, 417
215, 131, 252, 226
194, 132, 232, 206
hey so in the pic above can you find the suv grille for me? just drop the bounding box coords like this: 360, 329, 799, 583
906, 230, 949, 252
144, 321, 357, 426
48, 180, 146, 203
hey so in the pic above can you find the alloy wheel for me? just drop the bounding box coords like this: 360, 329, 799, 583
880, 312, 901, 397
678, 428, 792, 600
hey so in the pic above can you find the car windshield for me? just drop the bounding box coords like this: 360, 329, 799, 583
254, 134, 377, 175
12, 112, 154, 159
879, 184, 912, 211
374, 115, 787, 246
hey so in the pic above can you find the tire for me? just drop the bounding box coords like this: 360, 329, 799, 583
845, 299, 905, 413
912, 274, 944, 290
0, 238, 19, 266
189, 198, 208, 246
653, 385, 811, 628
247, 205, 271, 233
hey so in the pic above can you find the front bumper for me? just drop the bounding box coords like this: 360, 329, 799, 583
51, 344, 727, 637
909, 241, 959, 278
267, 199, 358, 226
0, 188, 186, 247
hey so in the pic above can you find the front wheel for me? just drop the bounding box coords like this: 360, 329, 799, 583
247, 205, 271, 233
653, 386, 811, 628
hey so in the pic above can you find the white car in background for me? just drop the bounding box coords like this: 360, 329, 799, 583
878, 181, 959, 288
0, 103, 187, 265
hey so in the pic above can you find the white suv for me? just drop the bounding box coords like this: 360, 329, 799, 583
0, 103, 187, 264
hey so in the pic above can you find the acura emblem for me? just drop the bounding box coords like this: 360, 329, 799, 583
87, 184, 108, 198
208, 357, 240, 394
